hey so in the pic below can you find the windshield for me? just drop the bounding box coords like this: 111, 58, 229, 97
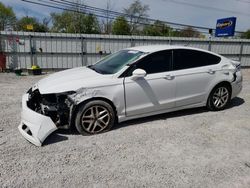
89, 50, 144, 74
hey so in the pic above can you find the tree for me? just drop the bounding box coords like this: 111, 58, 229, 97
241, 29, 250, 39
51, 11, 82, 33
51, 0, 100, 34
178, 26, 201, 38
82, 14, 100, 34
51, 11, 100, 34
123, 0, 149, 34
143, 20, 172, 36
0, 2, 16, 30
112, 16, 131, 35
16, 16, 49, 32
101, 0, 113, 34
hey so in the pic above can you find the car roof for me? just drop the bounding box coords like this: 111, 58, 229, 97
126, 45, 221, 57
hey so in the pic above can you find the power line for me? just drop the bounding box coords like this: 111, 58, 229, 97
55, 0, 246, 33
236, 0, 250, 4
22, 0, 190, 33
162, 0, 250, 17
20, 0, 245, 34
21, 0, 115, 21
55, 0, 215, 31
19, 0, 193, 31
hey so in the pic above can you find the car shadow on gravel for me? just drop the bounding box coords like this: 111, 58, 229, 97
42, 97, 244, 145
56, 128, 80, 135
43, 131, 69, 146
115, 97, 245, 130
227, 97, 245, 109
43, 127, 81, 145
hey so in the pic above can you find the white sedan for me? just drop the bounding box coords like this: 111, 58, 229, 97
18, 45, 242, 146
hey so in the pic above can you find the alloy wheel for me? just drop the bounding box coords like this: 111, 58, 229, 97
81, 105, 111, 134
212, 87, 229, 109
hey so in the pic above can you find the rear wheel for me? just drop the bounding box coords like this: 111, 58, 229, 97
207, 84, 231, 111
75, 100, 115, 135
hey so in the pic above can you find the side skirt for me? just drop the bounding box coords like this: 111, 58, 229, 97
118, 102, 206, 123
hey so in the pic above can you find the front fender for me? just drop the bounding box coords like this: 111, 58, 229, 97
68, 86, 125, 119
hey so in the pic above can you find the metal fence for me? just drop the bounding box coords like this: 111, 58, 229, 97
0, 31, 250, 69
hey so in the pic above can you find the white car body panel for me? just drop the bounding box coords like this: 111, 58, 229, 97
37, 67, 113, 94
18, 45, 243, 146
124, 72, 176, 116
173, 66, 214, 107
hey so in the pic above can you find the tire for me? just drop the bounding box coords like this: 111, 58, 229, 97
207, 84, 231, 111
75, 100, 115, 135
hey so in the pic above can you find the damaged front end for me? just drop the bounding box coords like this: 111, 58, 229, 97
18, 88, 75, 146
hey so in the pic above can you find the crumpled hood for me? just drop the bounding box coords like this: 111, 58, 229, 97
37, 67, 107, 94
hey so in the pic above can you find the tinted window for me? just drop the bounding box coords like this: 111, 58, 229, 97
173, 49, 221, 70
135, 50, 172, 74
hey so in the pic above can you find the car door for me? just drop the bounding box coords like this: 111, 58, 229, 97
123, 50, 176, 117
172, 49, 221, 107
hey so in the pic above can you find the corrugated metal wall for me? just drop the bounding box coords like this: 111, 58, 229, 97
0, 31, 250, 69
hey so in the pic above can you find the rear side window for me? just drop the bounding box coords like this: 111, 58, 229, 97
135, 50, 172, 74
173, 49, 221, 70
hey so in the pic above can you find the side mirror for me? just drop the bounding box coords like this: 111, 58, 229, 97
131, 69, 147, 79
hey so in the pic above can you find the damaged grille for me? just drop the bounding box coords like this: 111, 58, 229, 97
26, 89, 71, 128
27, 89, 42, 112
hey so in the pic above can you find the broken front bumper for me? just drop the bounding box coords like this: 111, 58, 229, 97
18, 94, 58, 146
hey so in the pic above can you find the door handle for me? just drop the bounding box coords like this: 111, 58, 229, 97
207, 69, 215, 74
164, 75, 175, 80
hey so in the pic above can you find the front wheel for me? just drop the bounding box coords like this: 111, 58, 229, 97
75, 100, 115, 135
207, 84, 231, 111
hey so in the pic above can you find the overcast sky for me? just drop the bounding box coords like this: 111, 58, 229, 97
1, 0, 250, 31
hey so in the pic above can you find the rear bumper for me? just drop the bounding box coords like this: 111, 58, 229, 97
18, 94, 58, 146
231, 71, 243, 99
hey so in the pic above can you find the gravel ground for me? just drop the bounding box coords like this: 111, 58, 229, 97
0, 69, 250, 188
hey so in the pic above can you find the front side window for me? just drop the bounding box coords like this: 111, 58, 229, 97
173, 49, 221, 70
132, 50, 172, 75
89, 50, 144, 74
